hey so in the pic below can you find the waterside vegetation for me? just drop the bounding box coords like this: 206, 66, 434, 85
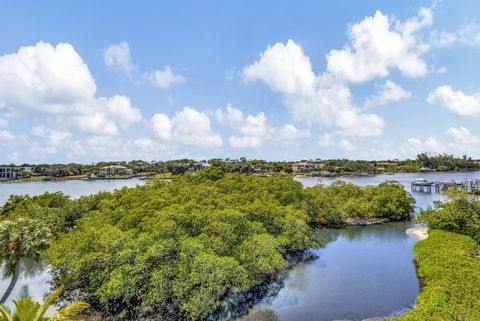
0, 171, 414, 320
1, 153, 479, 182
393, 189, 480, 320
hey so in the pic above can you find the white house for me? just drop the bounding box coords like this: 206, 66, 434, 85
99, 165, 133, 177
0, 167, 22, 179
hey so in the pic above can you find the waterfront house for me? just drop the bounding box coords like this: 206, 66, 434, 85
0, 166, 30, 179
292, 162, 315, 172
99, 165, 133, 177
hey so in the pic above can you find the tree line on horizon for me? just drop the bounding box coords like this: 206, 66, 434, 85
1, 153, 479, 179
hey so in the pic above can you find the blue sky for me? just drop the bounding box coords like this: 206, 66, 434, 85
1, 1, 480, 163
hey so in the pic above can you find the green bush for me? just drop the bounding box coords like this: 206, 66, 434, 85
416, 189, 480, 242
303, 180, 415, 224
394, 230, 480, 321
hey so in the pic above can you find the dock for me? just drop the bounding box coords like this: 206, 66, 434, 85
411, 178, 480, 194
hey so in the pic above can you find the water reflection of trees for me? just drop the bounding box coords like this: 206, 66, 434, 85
217, 222, 412, 321
0, 259, 48, 287
236, 308, 280, 321
21, 258, 49, 278
312, 222, 410, 245
213, 279, 286, 321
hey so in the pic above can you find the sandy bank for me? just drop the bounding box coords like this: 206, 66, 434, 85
406, 227, 428, 241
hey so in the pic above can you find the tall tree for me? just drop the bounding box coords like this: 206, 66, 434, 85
0, 218, 51, 304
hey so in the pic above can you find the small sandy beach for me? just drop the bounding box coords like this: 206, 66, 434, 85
406, 227, 429, 241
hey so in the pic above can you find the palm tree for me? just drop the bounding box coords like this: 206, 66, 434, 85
0, 218, 51, 304
0, 285, 89, 321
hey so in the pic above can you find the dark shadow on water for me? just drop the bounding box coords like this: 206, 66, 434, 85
210, 251, 319, 321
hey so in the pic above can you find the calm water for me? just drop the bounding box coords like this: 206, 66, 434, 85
1, 172, 479, 319
0, 178, 145, 205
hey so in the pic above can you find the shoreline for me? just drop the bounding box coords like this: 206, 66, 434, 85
406, 227, 429, 241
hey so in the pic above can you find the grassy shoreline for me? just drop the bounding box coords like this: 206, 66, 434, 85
392, 230, 480, 320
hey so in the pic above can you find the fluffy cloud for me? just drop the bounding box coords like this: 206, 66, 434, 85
0, 130, 15, 141
0, 42, 142, 136
104, 41, 185, 89
364, 80, 411, 108
243, 40, 384, 137
339, 139, 356, 151
152, 107, 222, 148
228, 136, 263, 148
103, 41, 137, 74
216, 104, 269, 137
400, 136, 443, 156
244, 39, 316, 95
143, 66, 185, 89
216, 104, 310, 148
427, 85, 480, 116
445, 126, 479, 145
430, 21, 480, 48
327, 8, 431, 83
318, 133, 335, 147
152, 113, 172, 141
0, 42, 96, 113
216, 104, 270, 148
275, 124, 310, 144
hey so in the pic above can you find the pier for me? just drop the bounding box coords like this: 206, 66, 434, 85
411, 178, 480, 194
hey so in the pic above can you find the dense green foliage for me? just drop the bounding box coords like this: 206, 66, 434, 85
303, 181, 415, 225
46, 173, 310, 320
38, 173, 414, 320
416, 189, 480, 242
394, 230, 480, 321
416, 153, 480, 171
0, 173, 415, 320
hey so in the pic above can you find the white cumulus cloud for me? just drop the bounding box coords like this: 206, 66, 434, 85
445, 126, 479, 145
143, 66, 185, 89
327, 8, 431, 83
243, 40, 384, 137
338, 139, 356, 151
364, 80, 411, 108
228, 136, 263, 148
427, 85, 480, 116
152, 107, 222, 148
103, 41, 137, 75
244, 39, 316, 96
0, 41, 142, 136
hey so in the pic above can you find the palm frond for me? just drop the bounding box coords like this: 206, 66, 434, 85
12, 297, 39, 321
0, 305, 12, 321
49, 301, 90, 321
34, 285, 64, 321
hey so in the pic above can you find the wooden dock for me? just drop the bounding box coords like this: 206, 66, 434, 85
411, 178, 480, 194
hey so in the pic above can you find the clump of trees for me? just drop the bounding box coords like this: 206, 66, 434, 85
46, 173, 312, 320
416, 189, 480, 242
0, 171, 415, 320
416, 153, 480, 171
303, 181, 415, 225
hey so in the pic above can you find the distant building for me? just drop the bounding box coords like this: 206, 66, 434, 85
292, 162, 315, 172
419, 167, 436, 172
99, 165, 133, 177
0, 166, 31, 179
